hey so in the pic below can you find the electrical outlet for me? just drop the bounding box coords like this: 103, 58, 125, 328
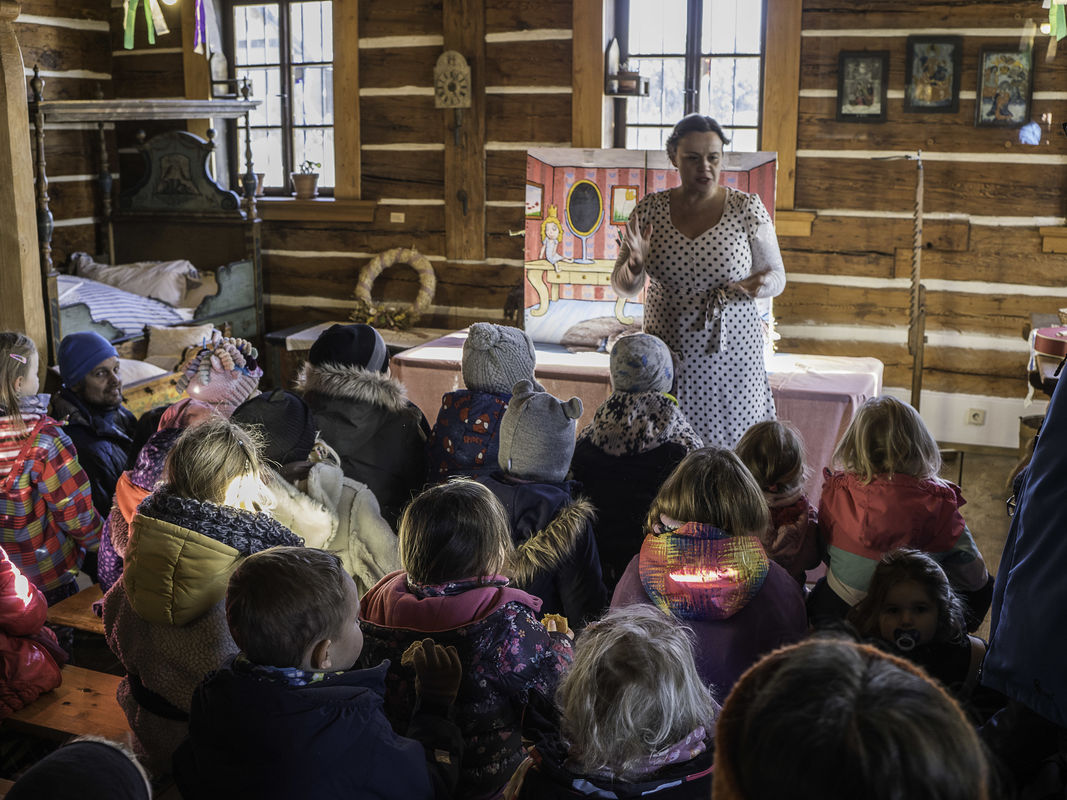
389, 212, 405, 224
966, 408, 987, 426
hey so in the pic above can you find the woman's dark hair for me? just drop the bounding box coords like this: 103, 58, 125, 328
666, 114, 731, 160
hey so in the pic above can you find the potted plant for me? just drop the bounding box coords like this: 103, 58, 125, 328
291, 159, 321, 199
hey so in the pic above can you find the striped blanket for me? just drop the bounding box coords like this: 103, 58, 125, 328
58, 274, 193, 337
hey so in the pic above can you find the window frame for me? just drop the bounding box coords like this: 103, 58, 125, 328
616, 0, 768, 151
224, 0, 335, 196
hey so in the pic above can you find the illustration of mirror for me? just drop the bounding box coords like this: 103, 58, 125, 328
565, 179, 603, 264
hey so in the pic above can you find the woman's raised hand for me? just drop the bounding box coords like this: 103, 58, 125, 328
622, 210, 653, 272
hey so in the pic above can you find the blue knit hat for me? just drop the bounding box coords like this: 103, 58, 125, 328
58, 331, 118, 387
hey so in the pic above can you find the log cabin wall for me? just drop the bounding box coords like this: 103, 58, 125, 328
15, 0, 112, 265
263, 0, 579, 334
777, 0, 1064, 447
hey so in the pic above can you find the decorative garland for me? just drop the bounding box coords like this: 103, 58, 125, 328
351, 247, 437, 330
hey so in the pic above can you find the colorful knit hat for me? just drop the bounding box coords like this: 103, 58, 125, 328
176, 334, 262, 417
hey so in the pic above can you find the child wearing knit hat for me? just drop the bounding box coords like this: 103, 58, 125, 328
425, 323, 542, 484
476, 380, 607, 628
570, 333, 703, 591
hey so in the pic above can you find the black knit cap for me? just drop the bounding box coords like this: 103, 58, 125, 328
308, 323, 389, 373
231, 389, 317, 465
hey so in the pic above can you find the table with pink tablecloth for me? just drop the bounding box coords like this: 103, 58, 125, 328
391, 330, 882, 506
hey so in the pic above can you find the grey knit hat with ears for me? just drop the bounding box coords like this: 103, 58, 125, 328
610, 332, 674, 393
498, 380, 582, 483
462, 323, 543, 395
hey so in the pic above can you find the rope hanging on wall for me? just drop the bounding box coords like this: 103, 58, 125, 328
351, 247, 437, 331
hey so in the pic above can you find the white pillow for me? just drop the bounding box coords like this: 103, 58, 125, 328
72, 254, 202, 307
118, 357, 169, 387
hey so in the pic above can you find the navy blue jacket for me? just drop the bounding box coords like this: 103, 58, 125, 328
983, 373, 1067, 727
172, 660, 462, 800
51, 387, 136, 516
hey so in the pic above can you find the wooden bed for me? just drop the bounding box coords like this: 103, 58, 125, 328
28, 69, 264, 363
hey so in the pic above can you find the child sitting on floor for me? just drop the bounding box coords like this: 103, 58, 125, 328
173, 546, 463, 799
359, 479, 573, 799
103, 418, 302, 775
231, 389, 399, 595
425, 323, 541, 483
478, 381, 607, 627
734, 420, 819, 585
812, 395, 991, 628
570, 333, 702, 591
848, 548, 986, 705
0, 331, 100, 605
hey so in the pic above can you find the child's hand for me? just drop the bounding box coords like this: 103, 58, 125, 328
542, 613, 573, 639
402, 638, 462, 707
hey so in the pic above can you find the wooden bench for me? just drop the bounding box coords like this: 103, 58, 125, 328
46, 584, 105, 636
5, 665, 129, 743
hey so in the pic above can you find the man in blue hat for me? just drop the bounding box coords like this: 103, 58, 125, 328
51, 331, 137, 518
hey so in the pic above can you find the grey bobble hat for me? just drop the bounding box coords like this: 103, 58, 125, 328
610, 333, 674, 394
498, 380, 582, 483
462, 323, 543, 395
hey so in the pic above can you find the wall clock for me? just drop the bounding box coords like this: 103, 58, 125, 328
434, 50, 472, 109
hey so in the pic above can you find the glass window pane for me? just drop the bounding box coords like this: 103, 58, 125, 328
628, 57, 686, 127
628, 0, 687, 54
703, 0, 762, 54
293, 127, 333, 186
292, 65, 334, 126
290, 1, 333, 63
233, 4, 279, 66
238, 67, 283, 126
699, 56, 760, 127
250, 128, 285, 188
723, 128, 758, 152
626, 126, 671, 150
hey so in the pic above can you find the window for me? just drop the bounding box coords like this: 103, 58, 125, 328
230, 1, 334, 192
621, 0, 764, 151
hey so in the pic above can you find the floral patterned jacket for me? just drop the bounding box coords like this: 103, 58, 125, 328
360, 572, 573, 800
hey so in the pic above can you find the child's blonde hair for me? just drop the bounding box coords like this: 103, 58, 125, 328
400, 479, 515, 586
832, 395, 941, 483
541, 205, 564, 243
559, 605, 717, 781
848, 548, 966, 645
646, 447, 768, 536
163, 417, 273, 511
735, 420, 806, 495
0, 332, 37, 433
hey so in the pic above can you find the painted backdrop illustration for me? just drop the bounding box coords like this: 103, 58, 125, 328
523, 148, 777, 348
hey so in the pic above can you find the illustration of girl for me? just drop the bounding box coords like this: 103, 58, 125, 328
539, 205, 571, 272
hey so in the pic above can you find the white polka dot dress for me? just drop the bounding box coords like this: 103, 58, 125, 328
626, 187, 785, 448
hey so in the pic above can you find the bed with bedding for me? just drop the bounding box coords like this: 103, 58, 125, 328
29, 72, 264, 365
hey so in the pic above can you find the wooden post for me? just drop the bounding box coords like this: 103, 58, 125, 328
572, 1, 605, 148
443, 0, 485, 260
182, 0, 211, 139
333, 0, 360, 199
0, 2, 47, 363
760, 0, 803, 210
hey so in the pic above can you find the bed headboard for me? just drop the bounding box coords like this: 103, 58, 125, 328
119, 129, 243, 217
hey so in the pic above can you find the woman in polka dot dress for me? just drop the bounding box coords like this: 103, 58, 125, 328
612, 114, 786, 448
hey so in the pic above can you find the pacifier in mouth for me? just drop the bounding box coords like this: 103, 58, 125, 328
893, 628, 920, 652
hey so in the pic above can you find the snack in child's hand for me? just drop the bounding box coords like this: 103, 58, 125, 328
542, 613, 572, 638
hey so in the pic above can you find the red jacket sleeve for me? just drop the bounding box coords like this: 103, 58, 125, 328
0, 546, 47, 638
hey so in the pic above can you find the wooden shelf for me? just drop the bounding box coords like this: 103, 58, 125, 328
31, 97, 260, 123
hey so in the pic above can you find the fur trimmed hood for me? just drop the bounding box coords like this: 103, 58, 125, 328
506, 498, 596, 586
296, 362, 411, 415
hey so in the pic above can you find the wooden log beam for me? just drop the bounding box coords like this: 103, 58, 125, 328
762, 0, 803, 210
0, 1, 47, 360
442, 0, 486, 260
334, 0, 360, 199
571, 0, 603, 148
181, 0, 210, 139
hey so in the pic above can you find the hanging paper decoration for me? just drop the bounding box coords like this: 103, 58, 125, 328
122, 0, 171, 50
194, 0, 207, 55
1051, 2, 1067, 41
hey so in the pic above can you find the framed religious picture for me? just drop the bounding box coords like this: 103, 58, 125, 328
904, 36, 962, 113
975, 47, 1033, 127
837, 51, 889, 122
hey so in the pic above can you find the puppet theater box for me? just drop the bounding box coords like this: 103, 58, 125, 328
522, 147, 777, 349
